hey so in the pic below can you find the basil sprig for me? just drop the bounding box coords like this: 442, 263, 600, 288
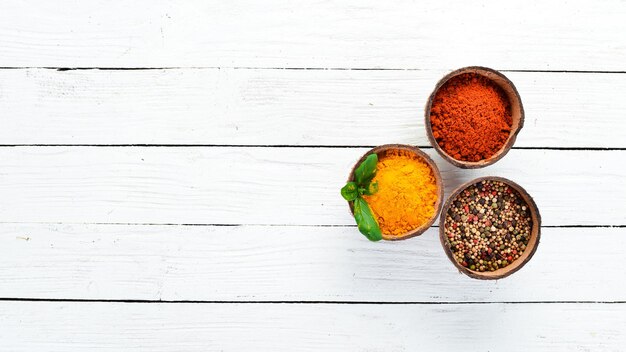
354, 152, 377, 185
353, 198, 381, 241
340, 154, 382, 241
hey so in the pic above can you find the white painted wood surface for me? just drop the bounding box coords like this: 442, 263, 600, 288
1, 0, 626, 70
0, 147, 623, 225
1, 302, 624, 352
1, 225, 624, 302
1, 69, 625, 147
1, 1, 625, 350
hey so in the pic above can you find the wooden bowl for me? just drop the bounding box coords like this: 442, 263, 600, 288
348, 144, 444, 240
439, 176, 541, 279
425, 66, 525, 169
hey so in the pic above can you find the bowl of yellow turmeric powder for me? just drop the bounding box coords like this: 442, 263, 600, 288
345, 144, 444, 241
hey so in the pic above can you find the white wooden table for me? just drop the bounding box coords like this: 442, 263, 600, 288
1, 1, 625, 350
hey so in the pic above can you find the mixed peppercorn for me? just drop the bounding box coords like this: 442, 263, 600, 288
444, 180, 533, 272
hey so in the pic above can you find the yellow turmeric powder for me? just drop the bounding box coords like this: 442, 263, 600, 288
363, 149, 438, 237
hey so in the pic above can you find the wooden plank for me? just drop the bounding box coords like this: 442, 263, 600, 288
0, 225, 624, 302
0, 301, 623, 351
0, 147, 622, 226
1, 69, 625, 147
0, 1, 625, 70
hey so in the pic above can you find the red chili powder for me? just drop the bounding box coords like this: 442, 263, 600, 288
429, 73, 512, 162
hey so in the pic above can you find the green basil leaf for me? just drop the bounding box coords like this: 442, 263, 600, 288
353, 197, 382, 242
362, 181, 378, 196
341, 182, 358, 201
354, 154, 378, 186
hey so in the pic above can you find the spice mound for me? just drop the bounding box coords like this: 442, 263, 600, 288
430, 73, 513, 162
444, 180, 533, 272
363, 149, 438, 237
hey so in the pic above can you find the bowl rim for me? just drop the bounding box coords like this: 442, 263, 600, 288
347, 144, 444, 240
438, 176, 541, 279
424, 66, 525, 169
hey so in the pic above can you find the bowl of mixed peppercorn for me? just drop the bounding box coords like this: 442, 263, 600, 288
440, 177, 541, 279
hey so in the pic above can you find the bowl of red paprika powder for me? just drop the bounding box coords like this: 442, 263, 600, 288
425, 67, 524, 168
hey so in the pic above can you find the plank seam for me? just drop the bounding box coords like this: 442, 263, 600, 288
0, 298, 623, 304
0, 145, 624, 151
1, 67, 626, 74
0, 222, 623, 228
